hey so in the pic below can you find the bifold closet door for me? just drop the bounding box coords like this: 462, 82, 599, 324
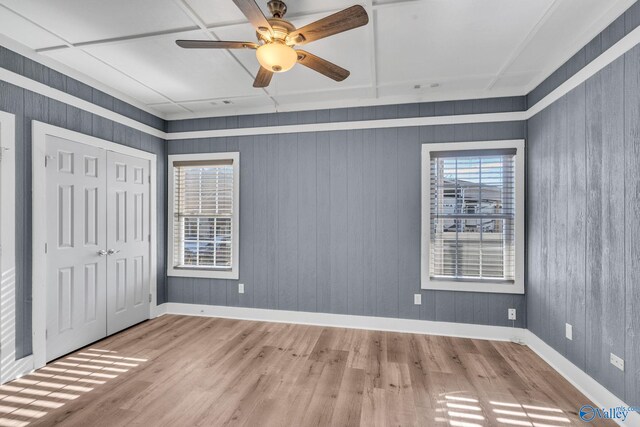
45, 136, 108, 362
45, 137, 152, 362
105, 151, 150, 336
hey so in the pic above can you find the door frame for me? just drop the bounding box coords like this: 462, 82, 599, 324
32, 121, 158, 369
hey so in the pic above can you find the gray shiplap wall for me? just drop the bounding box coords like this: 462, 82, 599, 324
167, 105, 527, 327
168, 97, 526, 132
0, 47, 168, 358
527, 43, 640, 407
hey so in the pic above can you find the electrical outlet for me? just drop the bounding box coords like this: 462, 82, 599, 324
610, 353, 624, 371
508, 308, 516, 321
414, 294, 422, 305
238, 283, 245, 294
565, 323, 573, 340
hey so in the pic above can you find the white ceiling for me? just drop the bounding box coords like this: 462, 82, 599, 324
0, 0, 635, 119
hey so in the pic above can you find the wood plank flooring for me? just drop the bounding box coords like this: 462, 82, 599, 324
0, 315, 611, 426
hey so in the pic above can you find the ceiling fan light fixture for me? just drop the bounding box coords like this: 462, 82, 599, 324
177, 1, 369, 87
256, 42, 297, 73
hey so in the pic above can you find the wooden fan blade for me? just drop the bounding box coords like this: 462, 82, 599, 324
287, 5, 369, 45
296, 50, 350, 82
176, 40, 258, 49
254, 67, 273, 88
232, 0, 273, 37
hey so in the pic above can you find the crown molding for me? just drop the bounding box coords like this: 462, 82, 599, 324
2, 21, 639, 140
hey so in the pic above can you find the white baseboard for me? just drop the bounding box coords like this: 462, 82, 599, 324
152, 302, 167, 318
159, 303, 638, 426
525, 331, 639, 426
160, 302, 526, 342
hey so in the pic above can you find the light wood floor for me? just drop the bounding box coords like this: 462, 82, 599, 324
0, 315, 610, 426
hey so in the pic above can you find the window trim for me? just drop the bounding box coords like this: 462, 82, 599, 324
421, 140, 525, 294
167, 152, 240, 280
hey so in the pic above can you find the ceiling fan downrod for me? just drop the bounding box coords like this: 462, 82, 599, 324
267, 0, 287, 18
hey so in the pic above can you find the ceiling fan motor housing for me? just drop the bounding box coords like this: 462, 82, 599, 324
257, 18, 295, 43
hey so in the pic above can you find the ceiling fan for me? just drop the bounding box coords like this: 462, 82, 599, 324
176, 0, 369, 88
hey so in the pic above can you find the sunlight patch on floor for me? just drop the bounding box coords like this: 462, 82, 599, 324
0, 348, 147, 426
434, 392, 572, 427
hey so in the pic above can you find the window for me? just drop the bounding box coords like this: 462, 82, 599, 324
168, 153, 239, 279
421, 140, 524, 294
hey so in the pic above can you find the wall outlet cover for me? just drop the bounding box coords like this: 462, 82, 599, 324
414, 294, 422, 305
565, 323, 573, 340
238, 283, 245, 294
508, 308, 516, 320
610, 353, 624, 371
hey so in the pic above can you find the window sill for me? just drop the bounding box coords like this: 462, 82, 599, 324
167, 267, 239, 280
422, 279, 524, 294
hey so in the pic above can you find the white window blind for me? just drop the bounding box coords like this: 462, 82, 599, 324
429, 148, 516, 283
172, 159, 234, 270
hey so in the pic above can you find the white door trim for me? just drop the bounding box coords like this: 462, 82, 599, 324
0, 111, 35, 382
32, 121, 158, 369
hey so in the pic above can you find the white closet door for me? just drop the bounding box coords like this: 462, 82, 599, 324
106, 151, 150, 335
45, 136, 107, 362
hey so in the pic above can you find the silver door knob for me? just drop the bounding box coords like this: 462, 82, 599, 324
98, 250, 108, 256
107, 249, 120, 255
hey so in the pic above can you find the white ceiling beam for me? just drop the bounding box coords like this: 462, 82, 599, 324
32, 1, 420, 54
146, 70, 514, 108
377, 72, 506, 88
77, 51, 193, 113
0, 4, 74, 50
0, 3, 190, 112
171, 0, 277, 110
485, 0, 562, 90
371, 0, 425, 10
364, 1, 379, 98
148, 82, 374, 107
33, 13, 332, 53
36, 26, 201, 53
522, 0, 636, 94
0, 33, 165, 118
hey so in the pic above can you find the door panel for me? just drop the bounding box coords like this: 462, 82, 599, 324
46, 136, 107, 362
106, 151, 150, 335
